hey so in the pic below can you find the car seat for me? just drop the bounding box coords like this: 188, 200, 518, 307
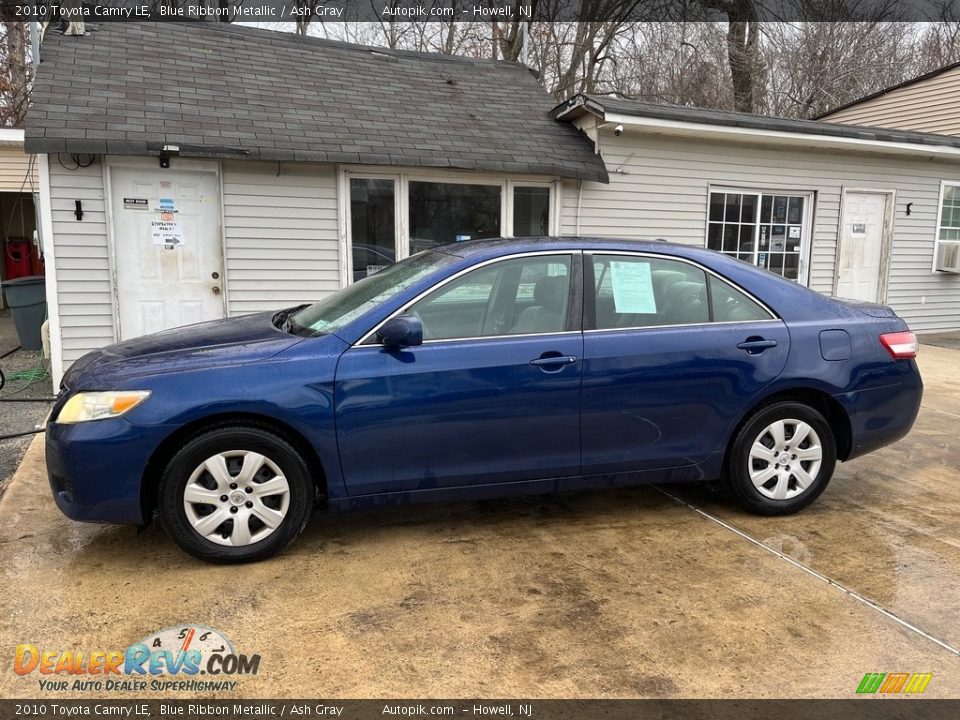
513, 275, 568, 334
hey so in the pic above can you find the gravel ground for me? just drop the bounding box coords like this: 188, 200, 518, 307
0, 309, 55, 497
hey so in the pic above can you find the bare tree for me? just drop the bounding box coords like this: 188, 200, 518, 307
0, 22, 29, 127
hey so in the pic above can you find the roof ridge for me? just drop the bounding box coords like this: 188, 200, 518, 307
198, 21, 530, 71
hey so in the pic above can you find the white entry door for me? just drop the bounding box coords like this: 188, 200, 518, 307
836, 192, 890, 303
110, 164, 224, 339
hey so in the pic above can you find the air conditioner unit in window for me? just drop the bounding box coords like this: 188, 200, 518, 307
936, 242, 960, 273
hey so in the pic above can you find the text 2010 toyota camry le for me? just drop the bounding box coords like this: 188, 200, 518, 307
46, 238, 922, 563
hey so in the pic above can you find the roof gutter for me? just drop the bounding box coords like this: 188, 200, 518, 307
603, 112, 960, 161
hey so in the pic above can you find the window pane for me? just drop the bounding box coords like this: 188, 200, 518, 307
787, 197, 804, 224
513, 186, 551, 237
707, 223, 723, 250
725, 194, 742, 222
760, 196, 772, 223
411, 255, 570, 340
772, 196, 788, 223
350, 178, 395, 281
709, 276, 770, 322
709, 193, 725, 222
592, 255, 708, 329
409, 181, 501, 253
741, 194, 758, 223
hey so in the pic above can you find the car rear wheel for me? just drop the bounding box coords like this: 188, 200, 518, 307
726, 402, 836, 515
159, 426, 313, 563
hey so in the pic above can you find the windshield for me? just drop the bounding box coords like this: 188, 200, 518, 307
287, 251, 453, 336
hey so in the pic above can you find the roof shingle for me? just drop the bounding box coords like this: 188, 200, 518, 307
27, 23, 608, 183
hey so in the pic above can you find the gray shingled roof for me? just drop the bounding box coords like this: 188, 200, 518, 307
555, 93, 960, 150
26, 23, 608, 182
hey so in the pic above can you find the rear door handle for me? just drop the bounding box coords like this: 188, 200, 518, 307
737, 338, 778, 354
529, 355, 578, 367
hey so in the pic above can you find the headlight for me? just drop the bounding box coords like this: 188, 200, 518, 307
57, 391, 151, 424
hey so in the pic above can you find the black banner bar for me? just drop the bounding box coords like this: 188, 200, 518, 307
2, 700, 960, 720
1, 0, 960, 23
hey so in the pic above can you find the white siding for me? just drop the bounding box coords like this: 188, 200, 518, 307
821, 66, 960, 137
561, 129, 960, 332
48, 156, 115, 364
0, 146, 37, 191
48, 157, 342, 370
221, 160, 340, 315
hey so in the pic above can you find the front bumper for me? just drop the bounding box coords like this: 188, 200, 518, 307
45, 417, 172, 525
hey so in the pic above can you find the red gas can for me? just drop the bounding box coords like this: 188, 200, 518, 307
5, 238, 32, 280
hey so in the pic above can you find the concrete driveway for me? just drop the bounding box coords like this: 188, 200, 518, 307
0, 345, 958, 699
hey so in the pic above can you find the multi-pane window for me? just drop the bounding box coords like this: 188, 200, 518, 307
348, 175, 554, 283
707, 190, 809, 282
935, 183, 960, 272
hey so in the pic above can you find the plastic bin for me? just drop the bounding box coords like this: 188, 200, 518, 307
2, 275, 46, 351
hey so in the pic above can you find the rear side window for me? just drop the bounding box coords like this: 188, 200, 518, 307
589, 254, 772, 330
708, 275, 771, 322
591, 255, 709, 329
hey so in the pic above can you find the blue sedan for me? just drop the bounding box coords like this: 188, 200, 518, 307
45, 238, 923, 562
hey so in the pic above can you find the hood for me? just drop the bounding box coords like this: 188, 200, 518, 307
63, 312, 303, 389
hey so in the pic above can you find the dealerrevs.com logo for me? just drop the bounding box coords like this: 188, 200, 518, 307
13, 625, 260, 693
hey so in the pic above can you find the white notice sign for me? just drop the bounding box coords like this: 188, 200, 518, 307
610, 260, 657, 314
150, 220, 185, 247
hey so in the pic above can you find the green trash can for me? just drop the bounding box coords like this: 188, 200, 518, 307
2, 275, 46, 351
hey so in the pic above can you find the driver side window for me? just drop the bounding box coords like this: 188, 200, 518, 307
409, 255, 572, 341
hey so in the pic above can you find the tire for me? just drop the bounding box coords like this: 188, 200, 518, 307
726, 401, 837, 516
159, 425, 313, 563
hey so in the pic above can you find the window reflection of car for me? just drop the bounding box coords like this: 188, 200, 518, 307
352, 244, 395, 282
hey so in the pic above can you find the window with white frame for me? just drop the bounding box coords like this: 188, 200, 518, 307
345, 172, 556, 283
706, 189, 812, 283
935, 182, 960, 273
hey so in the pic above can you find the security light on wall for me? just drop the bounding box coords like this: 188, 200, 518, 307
159, 145, 180, 169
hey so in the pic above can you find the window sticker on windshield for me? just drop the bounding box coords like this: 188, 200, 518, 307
610, 261, 657, 314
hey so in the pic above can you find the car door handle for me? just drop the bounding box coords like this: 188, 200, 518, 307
737, 338, 778, 354
529, 355, 578, 368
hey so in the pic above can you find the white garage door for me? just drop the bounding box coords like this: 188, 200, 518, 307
110, 164, 225, 339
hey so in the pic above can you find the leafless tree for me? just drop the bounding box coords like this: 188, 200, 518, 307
0, 22, 30, 127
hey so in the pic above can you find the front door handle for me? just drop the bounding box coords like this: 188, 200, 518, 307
529, 354, 578, 369
737, 338, 778, 354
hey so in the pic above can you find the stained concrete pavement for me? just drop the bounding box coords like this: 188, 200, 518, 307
0, 345, 957, 699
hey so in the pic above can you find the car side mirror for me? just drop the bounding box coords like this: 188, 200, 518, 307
377, 314, 423, 348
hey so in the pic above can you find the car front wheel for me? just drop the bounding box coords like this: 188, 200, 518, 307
159, 425, 314, 563
727, 401, 837, 515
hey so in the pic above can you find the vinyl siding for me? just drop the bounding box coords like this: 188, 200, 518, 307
561, 130, 960, 332
221, 160, 340, 316
0, 146, 37, 191
48, 155, 115, 365
821, 66, 960, 136
48, 157, 342, 370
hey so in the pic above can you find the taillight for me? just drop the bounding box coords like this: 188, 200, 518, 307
880, 331, 918, 359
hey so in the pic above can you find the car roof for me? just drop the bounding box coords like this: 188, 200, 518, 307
442, 236, 688, 257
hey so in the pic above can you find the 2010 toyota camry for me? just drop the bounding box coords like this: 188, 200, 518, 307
45, 238, 923, 563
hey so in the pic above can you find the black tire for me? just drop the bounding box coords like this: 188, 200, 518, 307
159, 425, 313, 563
726, 401, 837, 516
